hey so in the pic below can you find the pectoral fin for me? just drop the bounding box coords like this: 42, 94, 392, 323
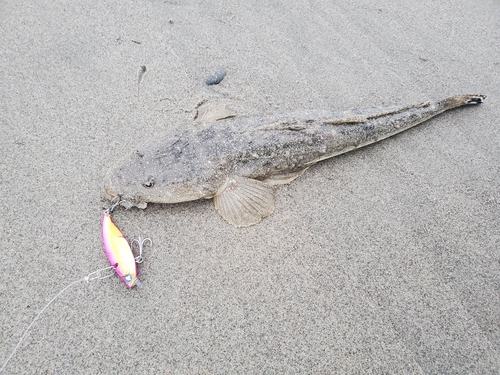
195, 102, 237, 122
214, 176, 275, 227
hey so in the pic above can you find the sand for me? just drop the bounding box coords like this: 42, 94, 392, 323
1, 1, 499, 374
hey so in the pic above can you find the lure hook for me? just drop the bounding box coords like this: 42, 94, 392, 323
131, 235, 152, 264
105, 197, 123, 214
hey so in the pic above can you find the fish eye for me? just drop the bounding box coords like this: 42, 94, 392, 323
124, 274, 132, 282
142, 176, 155, 188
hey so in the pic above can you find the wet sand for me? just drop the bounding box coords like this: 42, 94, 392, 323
1, 1, 499, 374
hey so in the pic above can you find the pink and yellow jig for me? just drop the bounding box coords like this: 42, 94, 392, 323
0, 209, 148, 372
102, 212, 141, 288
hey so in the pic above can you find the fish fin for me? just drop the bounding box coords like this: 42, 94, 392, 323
322, 116, 367, 125
214, 176, 275, 227
438, 94, 486, 108
195, 102, 237, 122
257, 120, 307, 131
262, 167, 309, 185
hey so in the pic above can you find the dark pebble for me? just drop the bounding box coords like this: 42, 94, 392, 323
205, 69, 227, 85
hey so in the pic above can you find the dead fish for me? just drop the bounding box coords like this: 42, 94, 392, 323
104, 94, 486, 227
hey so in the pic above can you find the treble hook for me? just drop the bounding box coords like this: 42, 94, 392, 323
131, 235, 152, 264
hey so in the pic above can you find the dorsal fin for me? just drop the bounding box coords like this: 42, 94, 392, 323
322, 116, 367, 125
256, 120, 307, 131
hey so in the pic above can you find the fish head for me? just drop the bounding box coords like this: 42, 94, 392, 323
104, 142, 209, 207
104, 162, 153, 209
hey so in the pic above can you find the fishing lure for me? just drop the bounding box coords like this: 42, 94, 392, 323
1, 207, 151, 372
102, 211, 143, 288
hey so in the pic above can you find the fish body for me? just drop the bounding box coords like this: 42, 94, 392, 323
102, 212, 139, 288
104, 94, 486, 227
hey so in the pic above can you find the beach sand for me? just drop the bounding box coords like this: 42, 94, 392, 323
1, 1, 499, 374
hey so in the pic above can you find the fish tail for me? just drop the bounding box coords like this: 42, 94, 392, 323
438, 94, 486, 109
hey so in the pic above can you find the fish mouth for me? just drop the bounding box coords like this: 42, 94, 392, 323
103, 182, 148, 210
103, 187, 118, 202
103, 175, 142, 207
103, 176, 119, 200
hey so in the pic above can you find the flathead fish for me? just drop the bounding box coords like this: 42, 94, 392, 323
104, 94, 486, 227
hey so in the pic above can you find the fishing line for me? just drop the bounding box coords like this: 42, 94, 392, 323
0, 266, 116, 374
1, 204, 152, 373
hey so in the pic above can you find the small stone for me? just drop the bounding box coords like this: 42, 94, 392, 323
205, 69, 227, 85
